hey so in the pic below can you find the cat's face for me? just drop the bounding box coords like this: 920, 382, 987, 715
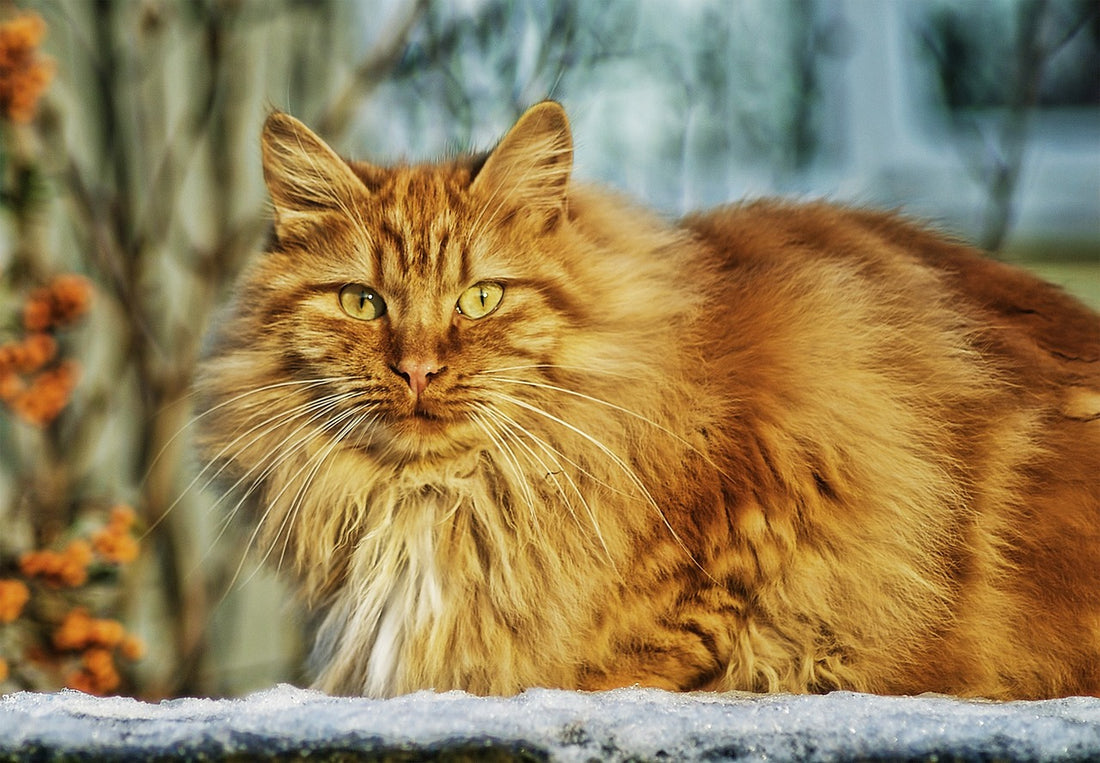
236, 104, 581, 462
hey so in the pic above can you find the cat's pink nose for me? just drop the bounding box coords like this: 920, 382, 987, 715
395, 358, 442, 397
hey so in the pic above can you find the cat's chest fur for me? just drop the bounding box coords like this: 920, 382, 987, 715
304, 449, 619, 696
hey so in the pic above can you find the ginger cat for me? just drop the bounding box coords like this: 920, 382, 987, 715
196, 101, 1100, 699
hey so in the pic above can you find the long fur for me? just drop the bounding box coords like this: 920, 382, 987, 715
195, 103, 1100, 699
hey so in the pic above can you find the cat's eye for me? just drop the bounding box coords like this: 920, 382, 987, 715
456, 281, 505, 319
339, 284, 387, 321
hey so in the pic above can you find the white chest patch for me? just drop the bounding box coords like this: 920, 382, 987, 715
356, 489, 452, 696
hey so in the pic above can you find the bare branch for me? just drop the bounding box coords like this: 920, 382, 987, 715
314, 0, 428, 139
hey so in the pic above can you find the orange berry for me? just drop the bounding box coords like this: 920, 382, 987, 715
21, 537, 96, 586
0, 657, 8, 683
9, 364, 79, 427
48, 275, 92, 325
3, 342, 31, 374
19, 548, 60, 578
93, 529, 139, 564
19, 549, 45, 576
82, 647, 111, 673
65, 539, 93, 565
57, 563, 87, 588
80, 649, 119, 693
89, 619, 124, 648
0, 579, 29, 623
0, 12, 53, 125
119, 634, 145, 661
0, 369, 24, 401
113, 535, 139, 563
97, 669, 121, 693
22, 292, 51, 331
109, 505, 136, 530
53, 608, 92, 650
52, 540, 91, 587
65, 669, 95, 694
20, 332, 56, 372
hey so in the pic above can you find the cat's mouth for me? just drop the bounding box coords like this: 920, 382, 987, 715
410, 406, 446, 425
369, 399, 480, 462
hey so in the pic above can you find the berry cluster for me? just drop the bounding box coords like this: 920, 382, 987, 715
52, 608, 144, 694
91, 506, 140, 564
19, 539, 94, 588
0, 506, 144, 694
0, 11, 53, 124
0, 274, 92, 426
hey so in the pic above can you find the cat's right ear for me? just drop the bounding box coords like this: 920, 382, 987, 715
261, 112, 367, 234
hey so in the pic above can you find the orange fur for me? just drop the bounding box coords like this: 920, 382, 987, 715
195, 102, 1100, 699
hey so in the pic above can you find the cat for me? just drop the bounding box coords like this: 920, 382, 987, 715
195, 101, 1100, 700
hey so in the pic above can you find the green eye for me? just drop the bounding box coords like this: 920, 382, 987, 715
456, 281, 505, 319
339, 284, 387, 321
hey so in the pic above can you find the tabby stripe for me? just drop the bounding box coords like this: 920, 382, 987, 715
436, 228, 451, 279
458, 240, 471, 286
378, 217, 406, 271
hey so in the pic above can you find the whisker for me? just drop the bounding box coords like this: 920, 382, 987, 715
145, 377, 359, 533
480, 406, 627, 499
486, 390, 716, 583
224, 397, 379, 592
263, 403, 379, 580
479, 363, 636, 379
477, 403, 615, 566
153, 387, 362, 536
480, 374, 734, 483
470, 412, 542, 534
194, 391, 363, 580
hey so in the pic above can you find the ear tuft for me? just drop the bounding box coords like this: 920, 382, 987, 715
471, 101, 573, 224
261, 112, 367, 228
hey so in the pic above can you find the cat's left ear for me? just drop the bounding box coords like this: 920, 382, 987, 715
471, 101, 573, 227
261, 111, 368, 235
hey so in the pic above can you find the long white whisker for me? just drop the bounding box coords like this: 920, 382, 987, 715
487, 390, 715, 583
482, 374, 733, 483
224, 397, 373, 589
470, 412, 541, 533
169, 389, 361, 528
146, 377, 358, 534
478, 403, 615, 566
262, 402, 379, 580
195, 391, 362, 579
479, 398, 637, 499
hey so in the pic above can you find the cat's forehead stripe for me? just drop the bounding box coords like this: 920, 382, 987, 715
367, 172, 471, 283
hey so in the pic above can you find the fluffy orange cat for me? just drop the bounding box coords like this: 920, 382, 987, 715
196, 101, 1100, 700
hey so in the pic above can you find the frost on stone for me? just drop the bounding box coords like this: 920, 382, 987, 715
2, 685, 1100, 761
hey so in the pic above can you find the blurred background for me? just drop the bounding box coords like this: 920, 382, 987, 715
0, 0, 1096, 699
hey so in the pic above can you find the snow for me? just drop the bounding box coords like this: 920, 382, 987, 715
2, 685, 1099, 761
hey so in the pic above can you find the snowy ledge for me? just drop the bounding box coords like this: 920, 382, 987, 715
2, 686, 1100, 762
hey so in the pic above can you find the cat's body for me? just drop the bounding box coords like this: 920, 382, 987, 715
197, 102, 1100, 699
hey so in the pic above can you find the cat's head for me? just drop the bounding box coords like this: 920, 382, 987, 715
200, 101, 695, 478
205, 102, 595, 463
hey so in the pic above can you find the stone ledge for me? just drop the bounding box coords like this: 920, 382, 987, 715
2, 685, 1099, 761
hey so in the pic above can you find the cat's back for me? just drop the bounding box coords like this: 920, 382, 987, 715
679, 200, 1100, 697
683, 199, 1098, 398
